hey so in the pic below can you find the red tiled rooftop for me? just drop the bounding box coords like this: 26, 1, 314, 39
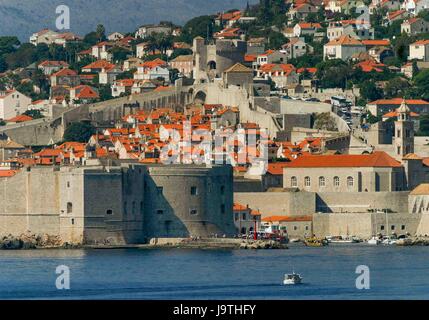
262, 215, 312, 222
284, 151, 402, 168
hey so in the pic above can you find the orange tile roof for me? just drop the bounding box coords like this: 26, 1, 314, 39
326, 35, 363, 46
140, 58, 167, 69
233, 203, 249, 211
39, 60, 69, 67
362, 39, 391, 46
297, 22, 321, 29
284, 151, 402, 168
72, 85, 99, 99
297, 67, 317, 74
82, 60, 116, 71
259, 63, 296, 75
267, 162, 289, 175
383, 110, 419, 118
355, 60, 386, 73
369, 98, 429, 105
51, 68, 78, 77
0, 170, 19, 178
7, 114, 33, 123
262, 215, 312, 222
153, 86, 171, 92
244, 54, 257, 62
115, 79, 135, 87
412, 39, 429, 45
388, 10, 406, 20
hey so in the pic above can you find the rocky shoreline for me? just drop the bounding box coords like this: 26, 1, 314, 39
3, 234, 429, 250
396, 237, 429, 246
0, 233, 80, 250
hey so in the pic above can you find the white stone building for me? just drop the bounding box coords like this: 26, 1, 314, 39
409, 40, 429, 61
324, 35, 366, 60
0, 90, 32, 120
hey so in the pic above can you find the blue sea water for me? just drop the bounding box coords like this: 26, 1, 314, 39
0, 244, 428, 300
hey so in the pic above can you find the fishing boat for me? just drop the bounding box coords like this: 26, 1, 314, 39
283, 273, 302, 285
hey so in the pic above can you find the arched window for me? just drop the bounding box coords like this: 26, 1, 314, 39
291, 176, 297, 187
319, 176, 325, 187
304, 176, 311, 187
67, 202, 73, 214
347, 176, 354, 188
334, 176, 340, 187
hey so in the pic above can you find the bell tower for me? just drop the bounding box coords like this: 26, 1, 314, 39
394, 99, 414, 160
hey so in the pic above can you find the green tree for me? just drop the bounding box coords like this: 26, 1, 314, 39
83, 32, 99, 46
23, 110, 44, 119
4, 43, 37, 69
98, 84, 113, 101
266, 31, 287, 49
412, 69, 429, 99
393, 33, 414, 63
110, 46, 131, 62
169, 48, 193, 61
360, 80, 383, 102
180, 15, 217, 43
96, 24, 107, 42
316, 59, 352, 89
314, 112, 338, 131
63, 122, 96, 143
116, 69, 136, 80
384, 77, 410, 98
417, 115, 429, 135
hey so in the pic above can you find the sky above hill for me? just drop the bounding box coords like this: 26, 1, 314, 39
0, 0, 258, 41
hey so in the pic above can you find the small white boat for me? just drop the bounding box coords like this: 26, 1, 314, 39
367, 236, 380, 245
283, 273, 302, 285
381, 237, 397, 245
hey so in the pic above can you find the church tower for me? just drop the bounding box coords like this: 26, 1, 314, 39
394, 99, 414, 160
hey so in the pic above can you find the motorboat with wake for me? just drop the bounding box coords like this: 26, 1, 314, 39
283, 272, 303, 285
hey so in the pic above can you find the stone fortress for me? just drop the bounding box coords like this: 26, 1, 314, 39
3, 36, 429, 242
0, 162, 235, 245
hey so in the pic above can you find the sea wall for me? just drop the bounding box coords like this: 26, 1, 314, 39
313, 212, 422, 238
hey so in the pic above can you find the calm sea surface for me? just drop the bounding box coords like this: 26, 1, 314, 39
0, 244, 428, 299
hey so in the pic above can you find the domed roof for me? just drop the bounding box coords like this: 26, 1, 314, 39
397, 99, 410, 113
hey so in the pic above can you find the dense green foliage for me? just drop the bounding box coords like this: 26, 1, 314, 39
64, 122, 96, 143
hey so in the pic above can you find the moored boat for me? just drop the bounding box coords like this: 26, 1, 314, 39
367, 236, 381, 245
